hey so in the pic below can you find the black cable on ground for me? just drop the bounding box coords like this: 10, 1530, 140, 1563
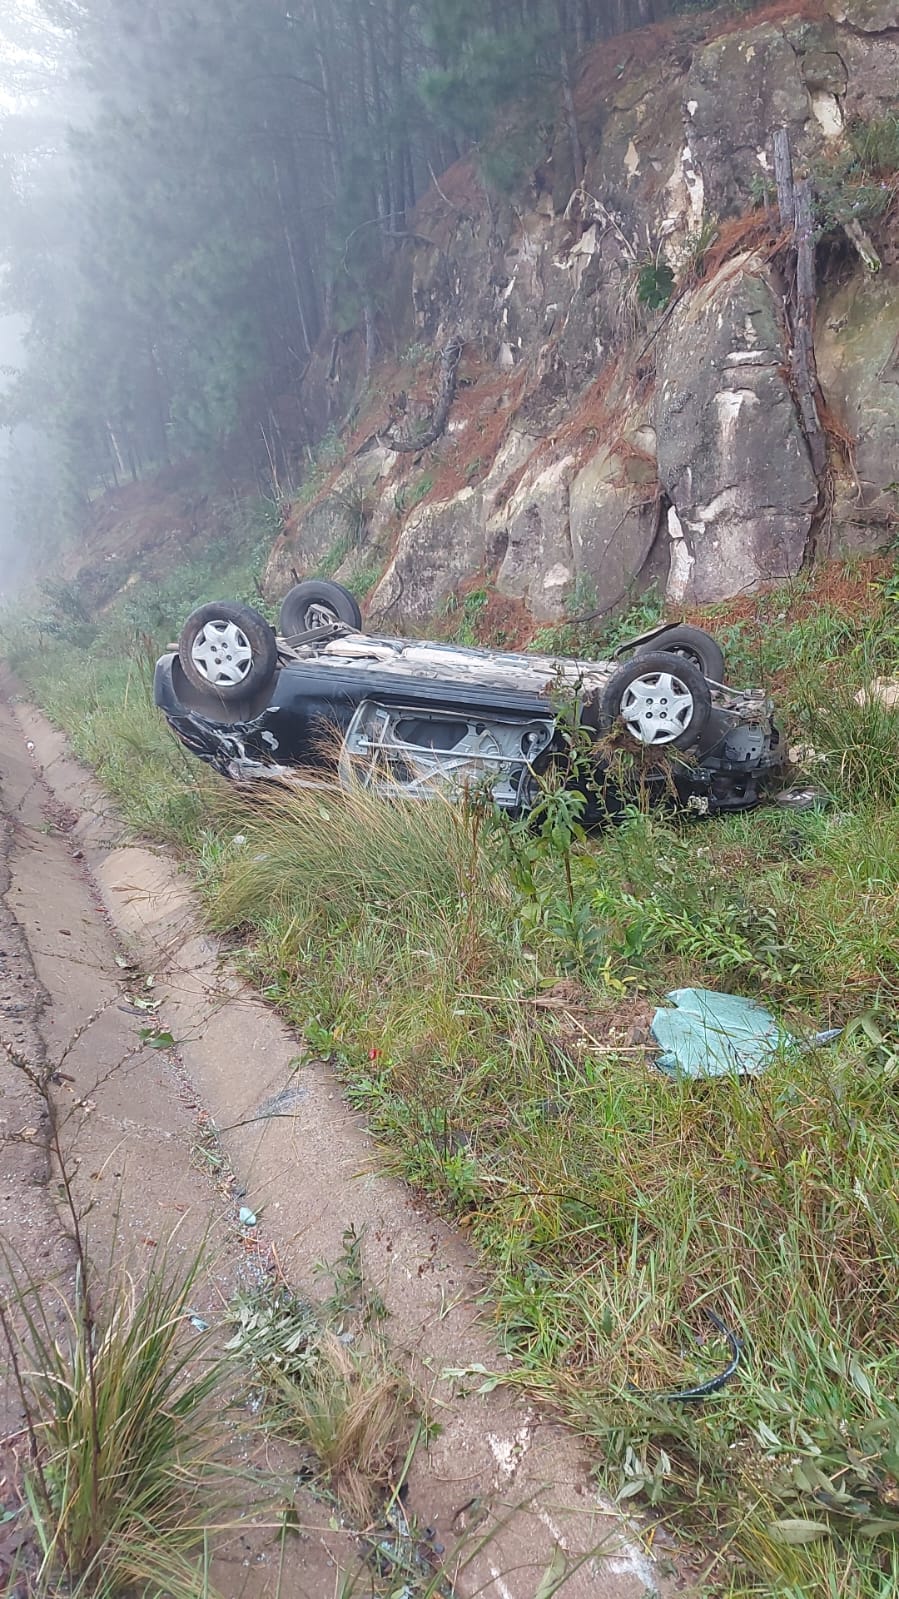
625, 1309, 742, 1403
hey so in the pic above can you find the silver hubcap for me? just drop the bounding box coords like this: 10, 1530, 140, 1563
304, 603, 340, 630
620, 669, 694, 745
190, 619, 254, 686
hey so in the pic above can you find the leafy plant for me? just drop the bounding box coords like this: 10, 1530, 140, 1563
749, 168, 777, 208
812, 114, 899, 241
682, 215, 720, 279
636, 256, 675, 310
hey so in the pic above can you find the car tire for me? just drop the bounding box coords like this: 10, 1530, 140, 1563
279, 580, 362, 636
635, 625, 725, 683
177, 602, 277, 702
601, 650, 711, 750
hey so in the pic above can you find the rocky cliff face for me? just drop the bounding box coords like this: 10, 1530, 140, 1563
266, 0, 899, 630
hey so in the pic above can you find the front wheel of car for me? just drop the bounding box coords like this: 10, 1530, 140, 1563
279, 579, 363, 637
635, 625, 725, 683
601, 650, 711, 750
177, 602, 277, 701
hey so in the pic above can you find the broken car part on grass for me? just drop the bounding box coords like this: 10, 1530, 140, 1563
154, 580, 786, 819
651, 988, 842, 1080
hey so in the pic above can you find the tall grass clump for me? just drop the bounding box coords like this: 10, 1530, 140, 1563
794, 684, 899, 810
4, 1253, 228, 1599
206, 781, 523, 1015
228, 1284, 411, 1524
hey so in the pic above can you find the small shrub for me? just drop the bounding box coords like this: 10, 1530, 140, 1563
227, 1282, 410, 1523
812, 114, 899, 240
749, 169, 776, 208
455, 586, 488, 645
636, 258, 675, 310
393, 471, 433, 515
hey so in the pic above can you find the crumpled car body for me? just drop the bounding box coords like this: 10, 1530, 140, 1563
154, 620, 785, 818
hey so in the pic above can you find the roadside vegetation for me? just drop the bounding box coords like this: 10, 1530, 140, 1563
5, 551, 899, 1596
3, 1253, 226, 1599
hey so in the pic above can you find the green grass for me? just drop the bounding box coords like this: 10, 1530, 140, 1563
7, 551, 899, 1595
5, 1252, 228, 1599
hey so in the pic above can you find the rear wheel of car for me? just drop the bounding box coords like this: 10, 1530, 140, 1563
635, 625, 725, 683
177, 602, 277, 701
279, 579, 362, 636
601, 650, 711, 749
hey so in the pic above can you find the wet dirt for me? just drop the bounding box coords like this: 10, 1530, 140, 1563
0, 675, 680, 1599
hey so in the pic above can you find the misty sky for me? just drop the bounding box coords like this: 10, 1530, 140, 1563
0, 3, 58, 589
0, 313, 28, 587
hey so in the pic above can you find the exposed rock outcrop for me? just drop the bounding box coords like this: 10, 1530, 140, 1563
266, 2, 899, 629
817, 271, 899, 551
655, 254, 818, 603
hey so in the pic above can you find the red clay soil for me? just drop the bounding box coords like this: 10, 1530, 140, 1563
571, 0, 828, 124
61, 463, 242, 607
708, 0, 828, 40
421, 367, 528, 506
412, 156, 489, 242
688, 555, 895, 633
468, 585, 535, 650
698, 209, 782, 281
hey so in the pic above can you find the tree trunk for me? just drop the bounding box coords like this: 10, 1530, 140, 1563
557, 0, 585, 182
389, 0, 409, 231
772, 130, 827, 481
773, 126, 794, 230
311, 0, 344, 194
361, 0, 393, 228
792, 178, 827, 479
363, 295, 377, 382
147, 342, 171, 465
106, 422, 125, 483
272, 152, 313, 356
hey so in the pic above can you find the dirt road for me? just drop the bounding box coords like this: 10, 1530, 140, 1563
0, 678, 675, 1599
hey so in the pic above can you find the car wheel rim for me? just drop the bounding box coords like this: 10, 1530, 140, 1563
620, 670, 694, 745
190, 620, 254, 686
304, 603, 340, 630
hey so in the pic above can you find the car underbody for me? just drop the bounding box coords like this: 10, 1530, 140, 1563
154, 585, 786, 820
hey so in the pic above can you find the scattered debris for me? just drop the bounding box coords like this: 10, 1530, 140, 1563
238, 1206, 258, 1227
651, 988, 840, 1079
774, 786, 829, 811
855, 677, 899, 710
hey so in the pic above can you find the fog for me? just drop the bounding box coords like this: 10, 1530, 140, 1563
0, 0, 673, 593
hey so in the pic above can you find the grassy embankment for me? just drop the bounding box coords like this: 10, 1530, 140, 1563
7, 537, 899, 1598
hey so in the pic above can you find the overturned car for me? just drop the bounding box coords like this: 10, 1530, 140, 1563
153, 580, 784, 817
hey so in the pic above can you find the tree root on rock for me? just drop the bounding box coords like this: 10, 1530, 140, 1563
379, 333, 463, 453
